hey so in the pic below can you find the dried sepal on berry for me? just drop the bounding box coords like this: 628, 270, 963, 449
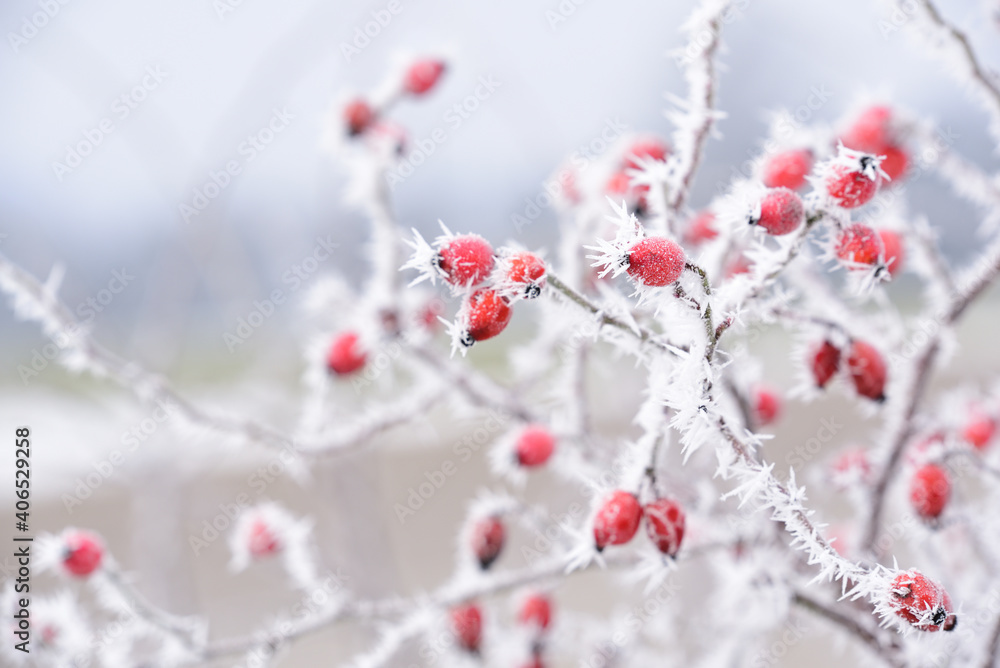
445, 288, 513, 356
495, 250, 547, 300
840, 105, 910, 181
829, 222, 891, 291
887, 569, 957, 632
818, 145, 887, 209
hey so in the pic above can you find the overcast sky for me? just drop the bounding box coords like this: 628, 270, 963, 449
1, 0, 998, 364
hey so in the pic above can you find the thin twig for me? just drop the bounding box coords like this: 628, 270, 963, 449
862, 235, 1000, 555
914, 0, 1000, 133
792, 590, 905, 668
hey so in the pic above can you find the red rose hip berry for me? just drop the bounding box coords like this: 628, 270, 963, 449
404, 58, 446, 95
326, 331, 367, 375
962, 412, 996, 451
841, 105, 894, 152
837, 223, 884, 269
810, 340, 842, 389
470, 516, 505, 569
450, 603, 483, 653
684, 210, 718, 245
593, 491, 642, 551
517, 593, 553, 631
62, 530, 104, 577
626, 237, 685, 287
878, 229, 905, 276
247, 519, 281, 558
643, 498, 686, 558
750, 188, 804, 236
762, 149, 813, 190
460, 289, 512, 347
878, 145, 909, 182
910, 464, 950, 520
847, 340, 887, 402
505, 251, 547, 299
514, 425, 555, 467
343, 98, 375, 136
830, 447, 872, 488
889, 570, 957, 632
753, 385, 782, 426
825, 157, 882, 209
437, 235, 495, 287
623, 137, 669, 169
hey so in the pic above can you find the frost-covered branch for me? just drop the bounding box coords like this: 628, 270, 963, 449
910, 0, 1000, 145
667, 0, 728, 217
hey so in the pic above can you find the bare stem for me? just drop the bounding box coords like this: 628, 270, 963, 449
792, 590, 905, 668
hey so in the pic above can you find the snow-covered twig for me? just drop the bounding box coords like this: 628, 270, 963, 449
667, 0, 728, 217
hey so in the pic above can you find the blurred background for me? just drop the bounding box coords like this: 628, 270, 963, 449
3, 0, 1000, 665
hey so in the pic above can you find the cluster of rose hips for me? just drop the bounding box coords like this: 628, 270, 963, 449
452, 510, 554, 662
450, 591, 553, 665
467, 431, 559, 567
904, 407, 996, 522
827, 404, 995, 531
589, 490, 687, 556
402, 229, 547, 350
809, 337, 888, 402
342, 57, 447, 140
54, 514, 287, 581
678, 105, 908, 282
